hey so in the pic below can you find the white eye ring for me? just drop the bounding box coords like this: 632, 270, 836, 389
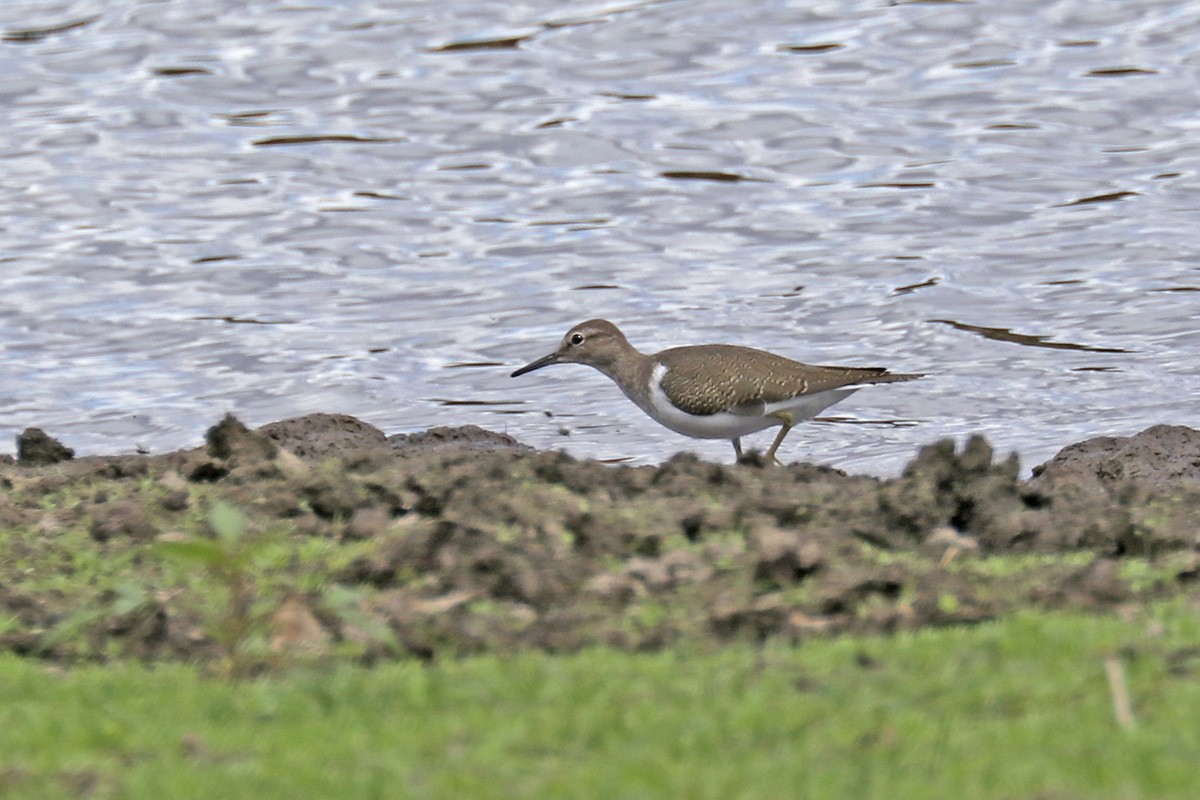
570, 333, 585, 345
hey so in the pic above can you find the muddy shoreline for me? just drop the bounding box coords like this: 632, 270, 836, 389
2, 415, 1198, 667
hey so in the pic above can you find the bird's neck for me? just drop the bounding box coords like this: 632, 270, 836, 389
594, 345, 656, 414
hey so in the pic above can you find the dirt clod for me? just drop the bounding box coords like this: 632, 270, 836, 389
205, 414, 277, 462
89, 501, 158, 542
16, 428, 74, 466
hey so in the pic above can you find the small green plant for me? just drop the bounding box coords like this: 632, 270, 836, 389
157, 502, 268, 678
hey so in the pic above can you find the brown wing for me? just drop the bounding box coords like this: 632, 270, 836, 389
657, 345, 920, 416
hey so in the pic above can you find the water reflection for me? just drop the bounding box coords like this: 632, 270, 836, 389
1, 0, 1197, 475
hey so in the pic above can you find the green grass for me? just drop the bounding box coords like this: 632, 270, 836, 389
2, 601, 1198, 799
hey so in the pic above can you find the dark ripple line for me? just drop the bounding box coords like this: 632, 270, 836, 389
930, 319, 1132, 353
3, 15, 98, 43
253, 135, 403, 147
660, 170, 764, 183
193, 315, 297, 326
1054, 191, 1139, 207
429, 35, 529, 52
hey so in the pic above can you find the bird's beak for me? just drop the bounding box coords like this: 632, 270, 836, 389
511, 350, 561, 377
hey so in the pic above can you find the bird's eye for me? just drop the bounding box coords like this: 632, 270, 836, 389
569, 333, 585, 345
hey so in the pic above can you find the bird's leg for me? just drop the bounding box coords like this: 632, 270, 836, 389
764, 411, 794, 466
732, 437, 743, 462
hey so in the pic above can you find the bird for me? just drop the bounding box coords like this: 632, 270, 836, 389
511, 319, 922, 464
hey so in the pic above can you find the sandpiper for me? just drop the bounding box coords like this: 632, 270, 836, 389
511, 319, 922, 464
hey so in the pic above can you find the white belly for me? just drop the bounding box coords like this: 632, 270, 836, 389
637, 364, 860, 441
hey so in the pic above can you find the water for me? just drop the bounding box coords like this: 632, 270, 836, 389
2, 0, 1198, 474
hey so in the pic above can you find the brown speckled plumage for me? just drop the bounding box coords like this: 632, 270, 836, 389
656, 344, 912, 416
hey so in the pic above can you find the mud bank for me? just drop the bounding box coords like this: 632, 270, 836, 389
1, 415, 1198, 667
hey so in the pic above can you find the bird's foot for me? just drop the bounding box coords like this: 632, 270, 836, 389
734, 450, 772, 468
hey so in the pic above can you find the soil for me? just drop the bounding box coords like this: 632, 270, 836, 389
2, 414, 1198, 667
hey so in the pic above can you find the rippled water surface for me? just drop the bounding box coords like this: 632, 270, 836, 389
2, 0, 1198, 474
